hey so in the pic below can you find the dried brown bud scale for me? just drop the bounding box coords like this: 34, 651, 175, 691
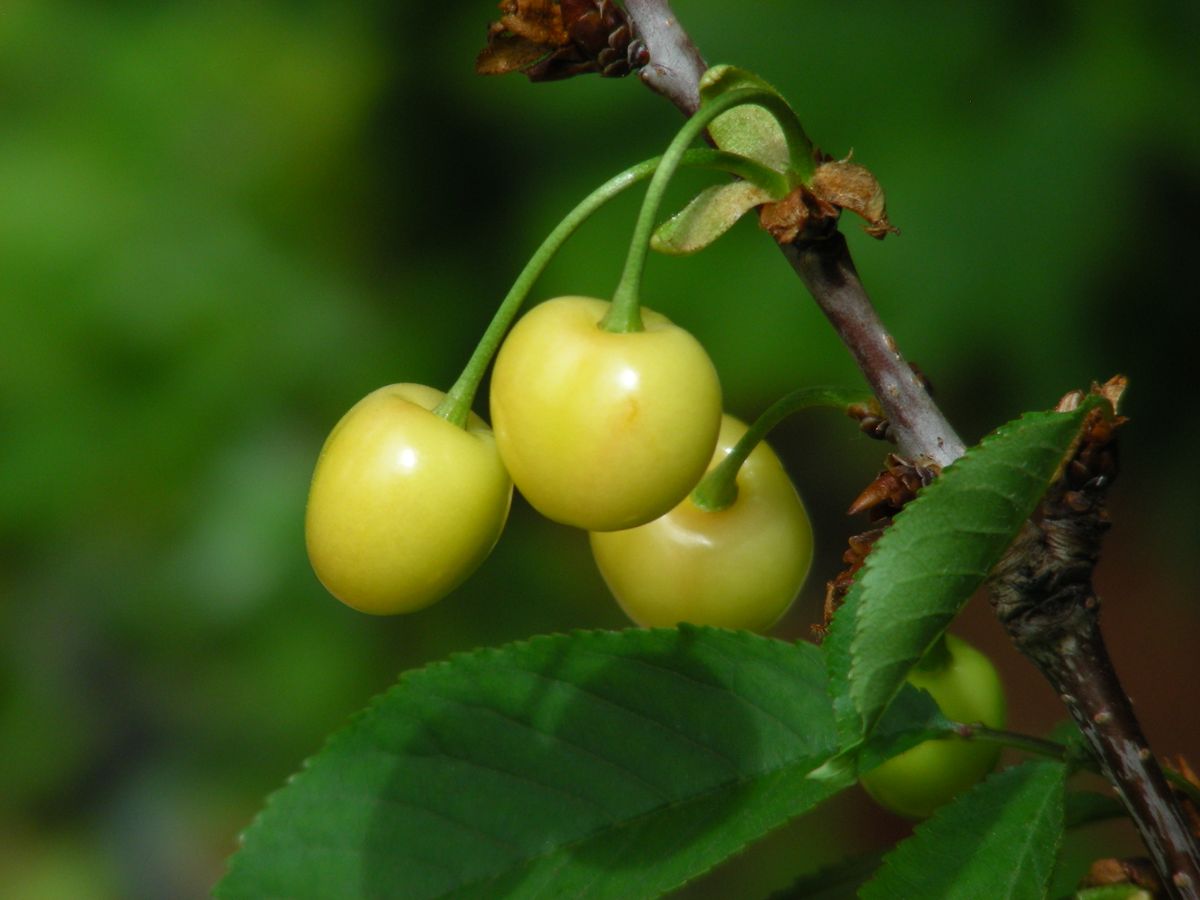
1081, 856, 1161, 894
809, 156, 898, 239
817, 452, 939, 637
847, 453, 939, 519
477, 0, 646, 81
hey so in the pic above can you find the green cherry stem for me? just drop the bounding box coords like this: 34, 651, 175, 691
690, 386, 871, 511
954, 724, 1073, 764
953, 724, 1200, 808
433, 148, 784, 428
603, 87, 809, 334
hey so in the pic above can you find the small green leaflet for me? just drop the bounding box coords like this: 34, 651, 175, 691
860, 760, 1068, 900
650, 65, 803, 256
217, 627, 940, 900
651, 180, 778, 255
700, 65, 796, 174
827, 399, 1104, 744
700, 64, 811, 180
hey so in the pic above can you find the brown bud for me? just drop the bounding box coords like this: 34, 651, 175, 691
847, 401, 895, 443
477, 0, 644, 81
847, 453, 939, 519
815, 526, 886, 640
809, 156, 898, 239
1080, 857, 1160, 893
758, 185, 839, 245
476, 0, 566, 76
815, 452, 940, 637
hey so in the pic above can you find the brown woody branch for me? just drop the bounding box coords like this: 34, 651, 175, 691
619, 2, 1198, 895
990, 387, 1199, 896
780, 232, 964, 466
624, 0, 707, 115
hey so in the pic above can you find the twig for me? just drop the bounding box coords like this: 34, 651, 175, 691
779, 233, 964, 466
1052, 622, 1199, 895
624, 0, 707, 115
960, 722, 1200, 809
618, 3, 1198, 895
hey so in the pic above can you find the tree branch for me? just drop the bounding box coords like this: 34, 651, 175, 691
624, 0, 707, 116
780, 232, 964, 466
990, 405, 1200, 897
1049, 618, 1199, 896
620, 3, 1198, 895
992, 554, 1200, 897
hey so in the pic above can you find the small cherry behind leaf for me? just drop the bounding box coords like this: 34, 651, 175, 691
590, 414, 813, 631
305, 383, 512, 615
489, 296, 722, 532
860, 633, 1008, 819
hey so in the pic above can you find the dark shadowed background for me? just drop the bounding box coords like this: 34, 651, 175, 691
2, 2, 1198, 896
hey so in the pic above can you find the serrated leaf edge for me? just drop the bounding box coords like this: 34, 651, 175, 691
837, 400, 1103, 741
861, 761, 1067, 900
217, 626, 842, 898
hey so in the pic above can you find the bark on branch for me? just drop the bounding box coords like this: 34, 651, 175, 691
780, 232, 964, 467
990, 390, 1200, 895
624, 0, 707, 115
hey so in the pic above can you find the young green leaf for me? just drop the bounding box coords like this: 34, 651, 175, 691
860, 760, 1068, 900
699, 65, 814, 181
651, 180, 777, 255
829, 400, 1103, 743
217, 627, 938, 900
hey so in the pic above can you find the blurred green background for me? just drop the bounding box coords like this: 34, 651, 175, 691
2, 2, 1198, 897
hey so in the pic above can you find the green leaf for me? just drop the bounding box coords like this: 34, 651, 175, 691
829, 400, 1102, 742
218, 627, 938, 900
700, 65, 813, 180
821, 586, 957, 757
855, 683, 954, 774
701, 66, 790, 172
822, 577, 867, 747
860, 760, 1068, 900
1074, 886, 1154, 900
651, 180, 776, 255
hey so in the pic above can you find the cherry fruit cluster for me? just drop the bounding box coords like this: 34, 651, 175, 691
305, 80, 821, 630
302, 70, 1006, 819
304, 286, 808, 628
